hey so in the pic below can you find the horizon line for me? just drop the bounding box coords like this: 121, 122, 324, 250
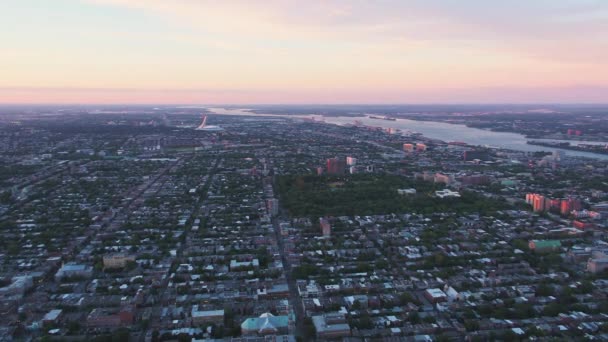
1, 102, 608, 107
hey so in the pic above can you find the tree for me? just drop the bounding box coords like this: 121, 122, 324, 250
464, 320, 479, 332
399, 292, 419, 305
151, 330, 160, 342
67, 321, 81, 334
579, 280, 594, 294
0, 191, 12, 204
502, 330, 519, 342
542, 302, 563, 317
536, 283, 554, 297
112, 328, 130, 342
463, 309, 476, 319
423, 315, 436, 324
513, 303, 535, 319
408, 311, 421, 324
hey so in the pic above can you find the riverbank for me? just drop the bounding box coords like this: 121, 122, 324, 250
527, 141, 608, 155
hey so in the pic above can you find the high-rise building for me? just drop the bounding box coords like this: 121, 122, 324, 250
553, 150, 565, 161
460, 174, 490, 186
326, 157, 346, 175
319, 218, 331, 237
403, 143, 414, 152
346, 157, 357, 166
561, 197, 582, 216
267, 198, 279, 217
416, 143, 427, 152
534, 195, 547, 212
560, 199, 571, 216
526, 193, 547, 212
548, 199, 561, 211
588, 257, 608, 274
422, 171, 435, 182
434, 173, 453, 185
567, 129, 583, 136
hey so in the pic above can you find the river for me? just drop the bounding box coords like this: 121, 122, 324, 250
206, 107, 608, 160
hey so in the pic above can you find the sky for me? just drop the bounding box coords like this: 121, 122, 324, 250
1, 0, 607, 104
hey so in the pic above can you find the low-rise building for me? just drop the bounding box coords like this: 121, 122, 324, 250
588, 257, 608, 274
529, 240, 561, 252
42, 309, 62, 326
191, 306, 224, 325
103, 254, 135, 269
397, 188, 417, 196
86, 306, 134, 329
241, 313, 290, 336
312, 313, 351, 339
424, 288, 447, 303
435, 189, 460, 199
55, 263, 93, 281
0, 276, 33, 299
230, 259, 260, 271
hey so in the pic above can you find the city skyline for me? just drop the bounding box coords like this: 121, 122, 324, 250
1, 0, 608, 104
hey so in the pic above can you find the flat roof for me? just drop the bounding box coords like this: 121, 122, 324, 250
191, 307, 224, 318
312, 315, 350, 333
426, 288, 447, 298
43, 309, 62, 321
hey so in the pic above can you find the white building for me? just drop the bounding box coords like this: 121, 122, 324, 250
435, 189, 461, 198
55, 263, 93, 281
397, 188, 417, 196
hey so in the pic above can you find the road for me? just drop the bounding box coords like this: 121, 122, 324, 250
271, 216, 306, 339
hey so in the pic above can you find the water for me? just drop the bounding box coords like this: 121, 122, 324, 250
207, 108, 608, 160
324, 116, 608, 159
